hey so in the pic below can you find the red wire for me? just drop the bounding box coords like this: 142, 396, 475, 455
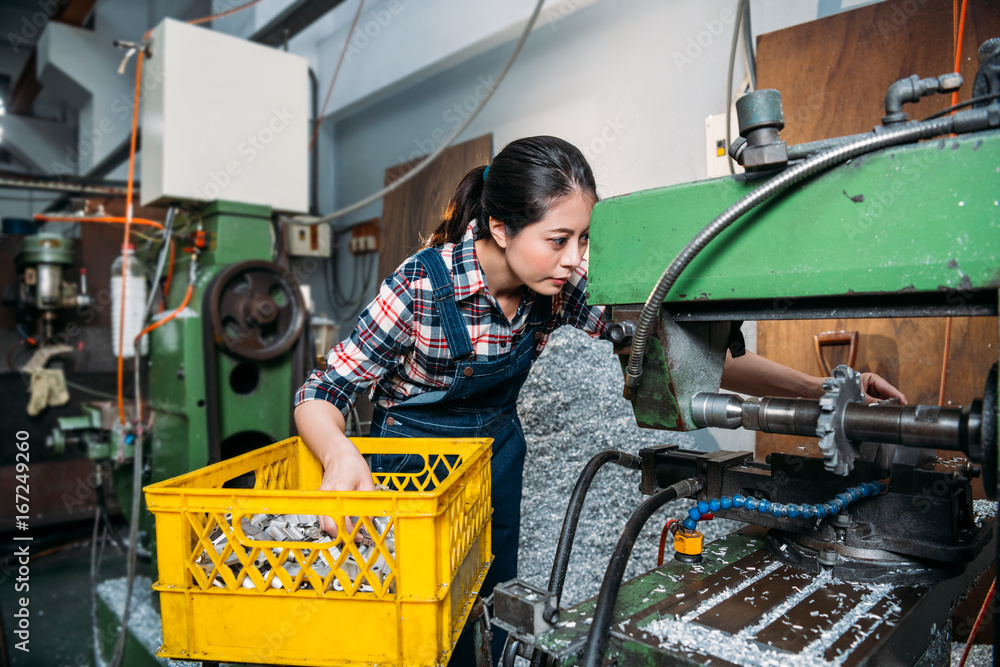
309, 0, 367, 151
188, 0, 260, 26
657, 519, 676, 566
951, 0, 968, 108
958, 578, 996, 667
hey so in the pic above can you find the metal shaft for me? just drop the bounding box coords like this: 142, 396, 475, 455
691, 393, 982, 457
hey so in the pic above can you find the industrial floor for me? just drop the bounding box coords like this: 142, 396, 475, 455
0, 520, 152, 667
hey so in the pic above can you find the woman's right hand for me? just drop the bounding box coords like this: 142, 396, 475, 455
294, 400, 375, 537
317, 441, 375, 536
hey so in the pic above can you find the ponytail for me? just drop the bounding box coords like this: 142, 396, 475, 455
425, 165, 489, 246
425, 136, 598, 248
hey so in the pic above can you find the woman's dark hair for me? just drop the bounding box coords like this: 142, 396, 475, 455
426, 135, 598, 246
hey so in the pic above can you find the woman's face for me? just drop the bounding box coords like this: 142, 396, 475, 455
493, 190, 594, 296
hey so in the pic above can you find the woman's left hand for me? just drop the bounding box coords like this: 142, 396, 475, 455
860, 372, 907, 405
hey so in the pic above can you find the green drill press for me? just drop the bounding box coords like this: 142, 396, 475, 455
147, 200, 306, 487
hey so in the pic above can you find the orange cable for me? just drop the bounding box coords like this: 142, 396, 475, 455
939, 1, 967, 412
938, 317, 953, 406
117, 47, 144, 427
958, 578, 996, 667
952, 0, 968, 107
188, 0, 261, 26
111, 0, 260, 425
133, 284, 194, 424
309, 0, 366, 151
33, 214, 164, 230
135, 285, 193, 348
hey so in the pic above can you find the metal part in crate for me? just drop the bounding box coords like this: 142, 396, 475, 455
196, 510, 396, 593
144, 436, 493, 667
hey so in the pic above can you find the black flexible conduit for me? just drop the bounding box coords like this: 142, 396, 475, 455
524, 450, 642, 667
501, 638, 520, 667
580, 478, 704, 667
548, 450, 643, 604
624, 115, 956, 395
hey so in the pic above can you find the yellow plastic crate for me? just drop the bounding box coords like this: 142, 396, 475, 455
144, 436, 493, 667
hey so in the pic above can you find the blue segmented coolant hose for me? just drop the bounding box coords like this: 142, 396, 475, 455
682, 480, 887, 530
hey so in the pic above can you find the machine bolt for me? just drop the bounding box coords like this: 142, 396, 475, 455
608, 321, 636, 344
817, 548, 840, 567
831, 512, 852, 528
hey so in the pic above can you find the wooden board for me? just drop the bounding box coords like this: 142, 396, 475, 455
757, 0, 1000, 144
378, 134, 493, 282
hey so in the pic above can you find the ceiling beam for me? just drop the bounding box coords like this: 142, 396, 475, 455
249, 0, 347, 48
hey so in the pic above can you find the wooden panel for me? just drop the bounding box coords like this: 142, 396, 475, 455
378, 134, 492, 281
756, 0, 1000, 145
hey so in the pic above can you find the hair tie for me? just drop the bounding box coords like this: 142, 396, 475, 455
483, 165, 490, 182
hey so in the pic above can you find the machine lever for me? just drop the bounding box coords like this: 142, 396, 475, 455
813, 330, 858, 376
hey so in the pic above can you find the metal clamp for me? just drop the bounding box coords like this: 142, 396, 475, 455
492, 579, 560, 637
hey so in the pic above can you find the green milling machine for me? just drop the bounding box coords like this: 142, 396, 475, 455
492, 58, 1000, 666
147, 200, 306, 490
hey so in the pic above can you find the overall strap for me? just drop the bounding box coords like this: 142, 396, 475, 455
414, 248, 475, 360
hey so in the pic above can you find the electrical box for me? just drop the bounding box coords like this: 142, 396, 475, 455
140, 18, 309, 213
349, 220, 380, 255
705, 113, 743, 179
287, 222, 332, 257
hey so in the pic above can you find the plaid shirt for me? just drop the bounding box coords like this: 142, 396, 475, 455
295, 228, 610, 416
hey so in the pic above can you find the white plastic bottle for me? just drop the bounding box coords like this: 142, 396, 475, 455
110, 244, 148, 359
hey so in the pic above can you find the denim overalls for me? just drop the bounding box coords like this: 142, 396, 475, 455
369, 247, 551, 665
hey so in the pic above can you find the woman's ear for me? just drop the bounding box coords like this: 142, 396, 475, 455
488, 217, 508, 249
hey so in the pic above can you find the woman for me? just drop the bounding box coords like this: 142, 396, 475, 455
294, 136, 905, 664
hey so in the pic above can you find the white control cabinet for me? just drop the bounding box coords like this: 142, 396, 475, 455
141, 18, 309, 213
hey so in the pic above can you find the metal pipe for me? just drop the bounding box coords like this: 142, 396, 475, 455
581, 477, 703, 667
691, 392, 982, 456
746, 397, 823, 435
144, 206, 175, 318
308, 67, 319, 216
